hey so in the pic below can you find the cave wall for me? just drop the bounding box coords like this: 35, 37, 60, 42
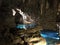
0, 0, 59, 30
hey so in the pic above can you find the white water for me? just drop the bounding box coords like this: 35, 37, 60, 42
12, 9, 16, 16
12, 8, 34, 23
16, 8, 34, 24
12, 8, 35, 30
57, 24, 60, 36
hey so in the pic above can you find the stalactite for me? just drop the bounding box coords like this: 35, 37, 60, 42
40, 0, 46, 15
46, 0, 49, 9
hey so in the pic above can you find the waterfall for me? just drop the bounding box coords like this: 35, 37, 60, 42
12, 9, 16, 16
12, 8, 36, 30
16, 8, 34, 24
57, 24, 60, 36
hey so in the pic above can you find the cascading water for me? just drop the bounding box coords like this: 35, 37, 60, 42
12, 8, 36, 30
57, 24, 60, 37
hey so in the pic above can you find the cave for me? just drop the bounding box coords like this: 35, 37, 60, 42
0, 0, 60, 45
